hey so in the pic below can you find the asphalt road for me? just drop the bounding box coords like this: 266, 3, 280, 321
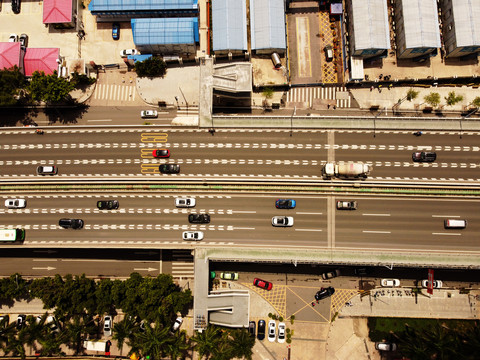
1, 127, 479, 182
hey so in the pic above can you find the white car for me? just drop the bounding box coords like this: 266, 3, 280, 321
5, 199, 26, 209
381, 279, 400, 287
271, 216, 294, 227
267, 320, 276, 342
140, 110, 158, 118
103, 315, 112, 336
120, 49, 137, 57
277, 322, 286, 343
172, 317, 183, 332
175, 197, 196, 208
9, 34, 18, 42
183, 231, 204, 241
422, 280, 443, 289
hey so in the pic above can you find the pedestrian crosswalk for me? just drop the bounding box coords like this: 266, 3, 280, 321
93, 84, 137, 102
286, 86, 351, 108
171, 250, 194, 279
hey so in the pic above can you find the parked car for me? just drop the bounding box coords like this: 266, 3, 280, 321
375, 342, 397, 351
36, 165, 58, 175
324, 45, 333, 61
182, 231, 204, 241
267, 320, 276, 342
9, 34, 18, 42
36, 315, 58, 332
421, 280, 443, 289
172, 317, 182, 332
104, 315, 112, 336
11, 0, 21, 14
315, 286, 335, 300
175, 197, 196, 208
159, 164, 180, 174
16, 315, 26, 330
188, 214, 210, 224
5, 199, 26, 209
140, 110, 158, 118
112, 23, 120, 40
381, 279, 400, 287
277, 322, 286, 343
257, 320, 266, 340
412, 151, 436, 162
253, 278, 273, 291
220, 272, 239, 280
322, 269, 341, 280
0, 315, 10, 327
271, 216, 294, 227
97, 200, 119, 210
248, 321, 256, 337
19, 33, 28, 48
152, 149, 170, 158
120, 49, 137, 57
336, 200, 358, 210
59, 218, 84, 229
275, 199, 296, 209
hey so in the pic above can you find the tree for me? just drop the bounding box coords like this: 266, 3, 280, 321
164, 330, 190, 360
0, 66, 26, 106
112, 317, 136, 355
444, 91, 464, 106
191, 326, 222, 360
262, 87, 274, 99
406, 88, 419, 101
27, 71, 75, 103
424, 92, 441, 108
130, 322, 171, 360
229, 328, 254, 360
470, 96, 480, 108
135, 57, 167, 78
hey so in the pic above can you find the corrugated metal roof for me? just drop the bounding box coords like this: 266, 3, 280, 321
452, 0, 480, 47
212, 0, 247, 52
132, 18, 198, 45
89, 0, 198, 12
250, 0, 286, 51
43, 0, 73, 24
400, 0, 440, 48
351, 0, 390, 50
0, 42, 21, 70
24, 48, 59, 77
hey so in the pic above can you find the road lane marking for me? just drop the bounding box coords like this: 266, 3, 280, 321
232, 227, 255, 230
295, 229, 323, 232
432, 215, 460, 218
33, 259, 57, 262
232, 211, 257, 214
362, 214, 391, 216
363, 230, 391, 234
432, 233, 462, 236
296, 212, 323, 215
88, 119, 112, 122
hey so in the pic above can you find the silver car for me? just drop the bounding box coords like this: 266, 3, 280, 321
267, 320, 276, 342
271, 216, 294, 227
5, 199, 26, 209
175, 197, 196, 208
103, 315, 112, 337
183, 231, 204, 241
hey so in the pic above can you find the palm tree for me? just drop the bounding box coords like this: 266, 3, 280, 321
132, 321, 171, 360
22, 315, 45, 355
0, 321, 17, 354
5, 328, 27, 359
165, 330, 190, 360
191, 326, 222, 360
229, 328, 254, 360
113, 316, 136, 355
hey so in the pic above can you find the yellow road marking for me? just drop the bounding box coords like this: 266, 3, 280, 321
141, 164, 160, 174
141, 133, 168, 143
141, 149, 156, 158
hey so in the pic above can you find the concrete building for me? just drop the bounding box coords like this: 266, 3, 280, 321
346, 0, 390, 59
212, 0, 247, 56
394, 0, 441, 59
439, 0, 480, 58
250, 0, 286, 55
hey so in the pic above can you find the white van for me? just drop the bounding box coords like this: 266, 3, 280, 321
444, 219, 467, 229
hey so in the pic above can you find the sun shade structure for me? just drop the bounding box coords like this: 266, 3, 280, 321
43, 0, 74, 24
24, 48, 60, 76
131, 17, 198, 54
212, 0, 247, 54
250, 0, 286, 54
346, 0, 390, 58
439, 0, 480, 57
0, 42, 22, 72
395, 0, 441, 58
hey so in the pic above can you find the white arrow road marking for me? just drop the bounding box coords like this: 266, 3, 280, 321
363, 231, 391, 234
133, 268, 158, 272
32, 267, 56, 271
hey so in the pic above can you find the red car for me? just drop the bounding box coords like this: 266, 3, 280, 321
253, 278, 273, 291
153, 149, 170, 158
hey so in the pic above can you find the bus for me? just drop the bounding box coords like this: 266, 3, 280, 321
0, 229, 25, 243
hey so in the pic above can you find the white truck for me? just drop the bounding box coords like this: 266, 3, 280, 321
322, 162, 371, 179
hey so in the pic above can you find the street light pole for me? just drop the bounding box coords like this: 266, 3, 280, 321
179, 87, 188, 115
290, 106, 296, 137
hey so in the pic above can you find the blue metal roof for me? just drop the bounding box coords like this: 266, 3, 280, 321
89, 0, 197, 12
132, 17, 199, 45
250, 0, 286, 51
212, 0, 247, 52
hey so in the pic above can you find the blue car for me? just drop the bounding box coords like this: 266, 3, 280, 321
275, 199, 296, 209
112, 23, 120, 40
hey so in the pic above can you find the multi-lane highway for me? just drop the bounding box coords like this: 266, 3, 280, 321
1, 128, 479, 182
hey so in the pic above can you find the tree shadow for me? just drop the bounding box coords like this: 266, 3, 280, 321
44, 103, 89, 125
0, 107, 41, 127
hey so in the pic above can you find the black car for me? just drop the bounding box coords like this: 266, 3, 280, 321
275, 199, 296, 209
248, 321, 256, 337
188, 214, 210, 224
11, 0, 20, 14
257, 320, 266, 340
97, 200, 119, 210
19, 33, 28, 48
59, 218, 84, 229
112, 23, 120, 40
159, 164, 180, 174
16, 315, 26, 329
412, 151, 436, 162
315, 286, 335, 301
